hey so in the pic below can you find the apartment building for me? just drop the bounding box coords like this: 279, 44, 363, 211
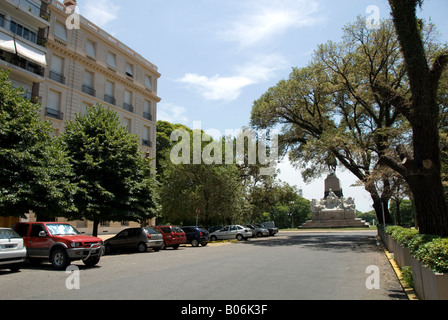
0, 0, 161, 233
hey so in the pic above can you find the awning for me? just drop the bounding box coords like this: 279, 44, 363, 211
0, 31, 16, 54
14, 40, 47, 67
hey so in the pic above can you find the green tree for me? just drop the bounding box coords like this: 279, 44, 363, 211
158, 125, 244, 226
62, 105, 157, 236
380, 0, 448, 236
0, 71, 75, 219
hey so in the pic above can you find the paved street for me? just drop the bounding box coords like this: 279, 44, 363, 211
0, 231, 407, 300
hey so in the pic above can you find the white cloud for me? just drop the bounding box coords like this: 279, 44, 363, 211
157, 103, 189, 124
78, 0, 120, 28
219, 0, 321, 47
177, 53, 288, 102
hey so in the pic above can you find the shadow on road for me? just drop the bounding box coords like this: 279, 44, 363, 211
241, 232, 380, 253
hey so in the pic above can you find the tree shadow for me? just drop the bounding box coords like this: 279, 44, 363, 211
241, 232, 381, 253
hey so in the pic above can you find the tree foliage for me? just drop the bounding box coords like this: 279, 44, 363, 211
62, 105, 157, 235
0, 71, 75, 218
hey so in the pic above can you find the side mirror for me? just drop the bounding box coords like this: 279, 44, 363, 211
39, 231, 47, 237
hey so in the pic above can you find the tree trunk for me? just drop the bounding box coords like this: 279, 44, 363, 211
388, 0, 448, 236
372, 197, 394, 225
92, 220, 99, 237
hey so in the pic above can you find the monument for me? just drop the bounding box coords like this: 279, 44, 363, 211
300, 172, 369, 229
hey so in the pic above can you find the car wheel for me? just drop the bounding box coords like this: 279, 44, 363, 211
51, 247, 70, 270
161, 242, 167, 250
201, 242, 208, 247
137, 242, 147, 253
236, 234, 244, 241
172, 244, 180, 250
210, 235, 218, 242
105, 244, 113, 255
257, 232, 263, 237
153, 247, 160, 252
83, 256, 100, 267
9, 263, 22, 272
191, 239, 199, 247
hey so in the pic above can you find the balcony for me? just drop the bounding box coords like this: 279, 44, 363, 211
45, 107, 63, 120
6, 0, 51, 23
0, 50, 45, 78
142, 139, 152, 148
143, 112, 152, 121
104, 94, 116, 105
82, 84, 96, 97
49, 70, 65, 84
123, 103, 134, 113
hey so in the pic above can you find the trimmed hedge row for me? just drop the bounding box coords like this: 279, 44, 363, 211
385, 226, 448, 273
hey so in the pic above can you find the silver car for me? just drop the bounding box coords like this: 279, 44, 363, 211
104, 227, 164, 254
209, 225, 252, 241
0, 228, 27, 272
245, 224, 269, 237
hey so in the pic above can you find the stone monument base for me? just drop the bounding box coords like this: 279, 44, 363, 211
300, 218, 370, 229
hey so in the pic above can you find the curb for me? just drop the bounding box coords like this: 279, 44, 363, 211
377, 235, 419, 300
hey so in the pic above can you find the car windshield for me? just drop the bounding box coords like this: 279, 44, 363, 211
0, 229, 21, 239
172, 227, 184, 233
46, 224, 80, 236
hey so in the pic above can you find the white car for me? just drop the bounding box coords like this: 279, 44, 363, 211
0, 228, 27, 272
209, 225, 252, 241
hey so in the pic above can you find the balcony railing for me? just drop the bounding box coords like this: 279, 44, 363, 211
49, 70, 65, 84
143, 112, 152, 121
82, 84, 96, 97
45, 107, 63, 120
142, 139, 152, 148
0, 50, 45, 77
123, 103, 134, 113
7, 0, 51, 22
104, 94, 116, 105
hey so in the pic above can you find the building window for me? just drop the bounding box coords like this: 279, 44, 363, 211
54, 21, 67, 42
46, 90, 63, 120
145, 75, 152, 89
10, 20, 38, 44
125, 63, 133, 78
82, 70, 95, 97
143, 100, 152, 121
124, 117, 132, 133
107, 51, 116, 69
0, 14, 4, 28
49, 55, 65, 84
104, 80, 116, 105
143, 126, 152, 147
123, 90, 133, 112
86, 39, 96, 57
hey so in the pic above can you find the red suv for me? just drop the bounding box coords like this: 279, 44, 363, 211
154, 226, 187, 250
13, 222, 104, 270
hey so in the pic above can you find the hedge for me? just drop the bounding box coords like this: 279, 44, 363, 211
382, 225, 448, 273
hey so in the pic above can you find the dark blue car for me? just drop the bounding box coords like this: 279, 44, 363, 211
181, 226, 209, 247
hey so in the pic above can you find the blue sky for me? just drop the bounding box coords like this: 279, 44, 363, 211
77, 0, 448, 213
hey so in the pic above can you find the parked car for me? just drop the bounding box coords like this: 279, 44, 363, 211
258, 221, 279, 236
208, 226, 223, 233
154, 226, 187, 249
209, 225, 252, 241
181, 226, 209, 247
13, 222, 104, 270
245, 224, 269, 238
104, 227, 164, 254
0, 228, 27, 272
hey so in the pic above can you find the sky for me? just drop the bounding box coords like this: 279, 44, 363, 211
76, 0, 448, 214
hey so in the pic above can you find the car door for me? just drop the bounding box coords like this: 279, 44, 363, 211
217, 226, 230, 239
229, 225, 239, 238
27, 224, 53, 258
113, 229, 130, 249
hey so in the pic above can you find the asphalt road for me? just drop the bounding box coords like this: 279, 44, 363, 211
0, 231, 407, 300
